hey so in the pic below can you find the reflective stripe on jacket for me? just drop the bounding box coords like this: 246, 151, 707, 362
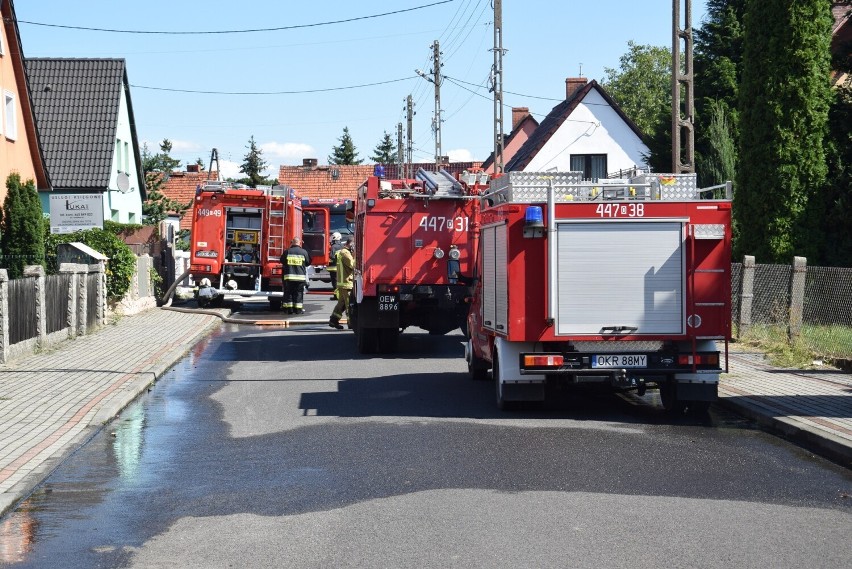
281, 246, 311, 281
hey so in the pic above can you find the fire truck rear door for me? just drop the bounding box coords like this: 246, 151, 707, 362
555, 221, 685, 336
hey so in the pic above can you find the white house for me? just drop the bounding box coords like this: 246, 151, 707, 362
505, 77, 648, 179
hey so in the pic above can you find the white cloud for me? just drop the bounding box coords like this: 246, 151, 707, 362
168, 139, 203, 153
260, 142, 316, 165
217, 159, 242, 181
447, 148, 474, 162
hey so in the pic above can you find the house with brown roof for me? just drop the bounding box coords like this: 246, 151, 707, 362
505, 78, 649, 179
158, 165, 218, 231
0, 0, 50, 204
279, 159, 486, 201
482, 107, 539, 174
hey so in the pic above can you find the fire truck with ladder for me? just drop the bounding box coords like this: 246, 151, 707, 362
350, 168, 489, 353
189, 181, 302, 309
301, 198, 354, 287
465, 171, 732, 412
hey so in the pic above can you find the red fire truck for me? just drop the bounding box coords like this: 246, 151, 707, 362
350, 168, 489, 353
301, 198, 354, 286
189, 181, 302, 309
466, 171, 732, 412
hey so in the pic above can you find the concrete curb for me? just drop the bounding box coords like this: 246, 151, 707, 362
716, 395, 852, 469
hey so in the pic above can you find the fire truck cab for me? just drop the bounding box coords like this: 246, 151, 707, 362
301, 198, 354, 286
189, 181, 302, 309
466, 171, 732, 412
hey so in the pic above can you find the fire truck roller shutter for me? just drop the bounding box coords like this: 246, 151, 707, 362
555, 221, 685, 336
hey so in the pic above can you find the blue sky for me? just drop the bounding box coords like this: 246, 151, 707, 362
16, 1, 707, 179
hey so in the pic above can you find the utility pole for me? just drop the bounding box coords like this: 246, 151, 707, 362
406, 95, 414, 178
432, 40, 443, 172
396, 122, 404, 176
491, 0, 505, 174
672, 0, 695, 173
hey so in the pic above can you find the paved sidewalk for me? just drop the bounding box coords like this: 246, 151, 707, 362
1, 306, 849, 518
0, 308, 223, 517
719, 351, 852, 468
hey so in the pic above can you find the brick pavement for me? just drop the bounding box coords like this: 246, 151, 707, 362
0, 305, 849, 518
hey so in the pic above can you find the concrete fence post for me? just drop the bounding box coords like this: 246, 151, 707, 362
788, 256, 807, 342
77, 265, 89, 336
737, 255, 755, 339
60, 263, 86, 339
91, 262, 107, 327
23, 265, 46, 349
0, 269, 8, 364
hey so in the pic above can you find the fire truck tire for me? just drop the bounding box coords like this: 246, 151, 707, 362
269, 298, 282, 311
356, 324, 378, 354
466, 339, 489, 381
493, 352, 516, 411
659, 382, 687, 414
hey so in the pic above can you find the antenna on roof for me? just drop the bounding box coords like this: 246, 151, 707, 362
579, 63, 583, 76
207, 148, 220, 181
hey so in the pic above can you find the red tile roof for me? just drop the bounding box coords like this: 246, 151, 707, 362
279, 162, 485, 200
278, 164, 374, 200
158, 170, 218, 230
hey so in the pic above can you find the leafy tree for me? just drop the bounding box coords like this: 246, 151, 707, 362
702, 99, 738, 187
371, 131, 396, 163
239, 135, 271, 186
602, 41, 672, 138
141, 140, 190, 225
694, 0, 746, 186
735, 0, 832, 263
1, 173, 45, 278
328, 126, 363, 165
822, 35, 852, 266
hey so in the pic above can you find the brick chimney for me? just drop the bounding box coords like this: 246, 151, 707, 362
186, 164, 200, 173
511, 107, 530, 130
565, 77, 588, 100
302, 158, 318, 169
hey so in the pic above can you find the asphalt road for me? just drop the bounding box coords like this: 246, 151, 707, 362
1, 321, 850, 568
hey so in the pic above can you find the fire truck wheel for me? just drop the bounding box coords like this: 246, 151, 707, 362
659, 382, 687, 414
493, 353, 516, 411
466, 340, 489, 381
356, 325, 378, 354
687, 400, 712, 415
269, 298, 282, 311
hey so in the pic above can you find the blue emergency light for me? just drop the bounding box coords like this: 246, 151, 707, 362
524, 206, 545, 238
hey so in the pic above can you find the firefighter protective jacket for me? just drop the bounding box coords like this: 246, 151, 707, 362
281, 245, 311, 282
327, 241, 344, 274
336, 247, 355, 289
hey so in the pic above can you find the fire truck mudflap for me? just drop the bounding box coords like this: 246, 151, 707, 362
466, 171, 732, 412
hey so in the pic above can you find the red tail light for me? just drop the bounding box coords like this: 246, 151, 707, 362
523, 355, 564, 367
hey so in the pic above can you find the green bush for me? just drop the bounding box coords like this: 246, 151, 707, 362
1, 173, 45, 278
46, 227, 136, 301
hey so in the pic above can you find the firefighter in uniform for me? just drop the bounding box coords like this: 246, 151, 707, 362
281, 237, 311, 314
329, 238, 355, 329
327, 232, 344, 295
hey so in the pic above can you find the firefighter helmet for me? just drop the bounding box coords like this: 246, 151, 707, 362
332, 232, 342, 241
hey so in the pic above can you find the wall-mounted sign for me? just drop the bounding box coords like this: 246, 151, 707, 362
49, 193, 104, 234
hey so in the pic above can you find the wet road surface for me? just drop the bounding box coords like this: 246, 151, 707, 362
1, 322, 850, 568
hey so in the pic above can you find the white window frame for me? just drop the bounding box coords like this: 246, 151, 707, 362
4, 91, 17, 141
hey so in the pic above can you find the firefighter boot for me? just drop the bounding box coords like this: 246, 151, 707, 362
329, 320, 344, 330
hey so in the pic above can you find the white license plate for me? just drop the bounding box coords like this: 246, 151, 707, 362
592, 354, 647, 368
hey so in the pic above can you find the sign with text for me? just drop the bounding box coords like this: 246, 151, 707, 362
49, 193, 104, 234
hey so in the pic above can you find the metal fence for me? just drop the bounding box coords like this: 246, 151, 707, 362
46, 273, 72, 334
732, 259, 852, 360
8, 278, 37, 345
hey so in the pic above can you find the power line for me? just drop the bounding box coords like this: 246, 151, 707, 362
446, 75, 563, 102
17, 0, 455, 35
131, 77, 416, 95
